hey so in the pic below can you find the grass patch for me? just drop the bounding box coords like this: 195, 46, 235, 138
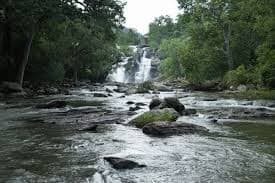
222, 89, 275, 100
131, 110, 178, 128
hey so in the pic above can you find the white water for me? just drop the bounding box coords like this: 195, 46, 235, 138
108, 46, 153, 83
108, 58, 129, 83
135, 50, 152, 83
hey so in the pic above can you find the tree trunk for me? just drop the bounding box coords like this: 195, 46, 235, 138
16, 29, 35, 87
224, 22, 233, 70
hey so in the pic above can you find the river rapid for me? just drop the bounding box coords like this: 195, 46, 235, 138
0, 84, 274, 183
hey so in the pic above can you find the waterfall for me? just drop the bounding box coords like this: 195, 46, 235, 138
108, 46, 155, 83
134, 49, 152, 83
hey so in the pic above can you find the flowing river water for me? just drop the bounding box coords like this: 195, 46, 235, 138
0, 84, 274, 183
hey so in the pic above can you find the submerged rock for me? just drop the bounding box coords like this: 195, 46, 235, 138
81, 124, 98, 132
94, 93, 108, 98
35, 100, 67, 109
182, 109, 197, 116
104, 157, 146, 170
129, 108, 179, 128
142, 122, 209, 137
126, 101, 135, 105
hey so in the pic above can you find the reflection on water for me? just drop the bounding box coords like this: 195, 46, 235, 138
0, 87, 274, 183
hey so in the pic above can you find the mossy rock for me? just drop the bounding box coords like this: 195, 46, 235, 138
129, 108, 179, 128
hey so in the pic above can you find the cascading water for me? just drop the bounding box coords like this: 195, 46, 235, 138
108, 46, 154, 83
134, 49, 152, 83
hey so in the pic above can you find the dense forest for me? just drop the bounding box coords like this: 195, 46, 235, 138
148, 0, 275, 89
0, 0, 125, 86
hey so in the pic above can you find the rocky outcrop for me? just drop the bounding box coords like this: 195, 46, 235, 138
104, 157, 146, 170
142, 122, 208, 137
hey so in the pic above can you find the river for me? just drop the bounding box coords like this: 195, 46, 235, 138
0, 84, 274, 183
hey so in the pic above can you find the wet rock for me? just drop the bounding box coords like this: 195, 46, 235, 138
142, 122, 209, 137
182, 109, 197, 116
114, 86, 128, 93
0, 82, 23, 93
36, 100, 67, 109
210, 119, 218, 123
94, 93, 108, 98
156, 85, 173, 92
149, 98, 163, 110
202, 98, 218, 101
129, 108, 179, 128
149, 97, 185, 115
104, 157, 146, 170
129, 106, 142, 112
126, 87, 138, 95
136, 102, 147, 106
81, 124, 98, 132
46, 87, 59, 95
164, 97, 185, 114
126, 101, 135, 105
106, 88, 113, 93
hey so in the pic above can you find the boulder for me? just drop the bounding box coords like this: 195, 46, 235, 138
104, 157, 146, 170
94, 93, 108, 98
149, 97, 185, 115
163, 97, 185, 114
142, 122, 209, 137
149, 98, 163, 110
36, 100, 67, 109
129, 108, 179, 128
0, 82, 23, 93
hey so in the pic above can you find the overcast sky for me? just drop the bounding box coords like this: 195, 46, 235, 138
122, 0, 180, 34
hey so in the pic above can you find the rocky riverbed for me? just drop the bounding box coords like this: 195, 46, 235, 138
0, 83, 274, 182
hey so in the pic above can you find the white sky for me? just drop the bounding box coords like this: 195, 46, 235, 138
122, 0, 180, 34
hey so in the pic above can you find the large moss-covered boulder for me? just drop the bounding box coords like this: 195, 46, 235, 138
129, 108, 179, 128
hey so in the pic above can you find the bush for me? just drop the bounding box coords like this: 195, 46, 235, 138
260, 58, 275, 89
223, 65, 258, 87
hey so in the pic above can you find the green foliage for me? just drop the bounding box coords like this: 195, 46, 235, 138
0, 0, 125, 84
131, 111, 177, 128
148, 0, 275, 88
117, 28, 142, 46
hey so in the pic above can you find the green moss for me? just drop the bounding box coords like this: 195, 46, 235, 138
67, 100, 103, 107
131, 110, 178, 128
222, 89, 275, 100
